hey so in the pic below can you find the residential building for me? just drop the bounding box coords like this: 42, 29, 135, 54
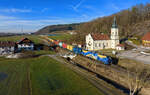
0, 41, 15, 55
142, 32, 150, 47
17, 38, 34, 51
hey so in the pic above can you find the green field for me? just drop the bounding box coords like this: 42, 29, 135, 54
48, 34, 72, 40
0, 56, 103, 95
0, 35, 41, 44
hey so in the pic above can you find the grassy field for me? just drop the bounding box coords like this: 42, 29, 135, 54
48, 34, 72, 40
0, 56, 103, 95
0, 35, 41, 44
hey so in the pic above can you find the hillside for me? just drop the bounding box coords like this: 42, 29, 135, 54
72, 3, 150, 43
35, 23, 80, 34
36, 3, 150, 44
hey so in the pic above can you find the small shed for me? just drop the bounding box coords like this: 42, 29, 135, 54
116, 44, 125, 50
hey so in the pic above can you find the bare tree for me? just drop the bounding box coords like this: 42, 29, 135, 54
127, 64, 150, 95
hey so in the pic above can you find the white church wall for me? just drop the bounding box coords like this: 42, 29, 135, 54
86, 34, 94, 50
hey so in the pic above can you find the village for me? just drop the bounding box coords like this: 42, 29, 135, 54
0, 17, 150, 95
1, 18, 150, 65
1, 1, 150, 95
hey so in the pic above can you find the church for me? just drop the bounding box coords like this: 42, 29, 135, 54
86, 17, 122, 51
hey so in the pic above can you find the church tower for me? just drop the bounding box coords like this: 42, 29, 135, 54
111, 17, 119, 49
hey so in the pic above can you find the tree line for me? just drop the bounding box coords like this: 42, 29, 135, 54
72, 3, 150, 44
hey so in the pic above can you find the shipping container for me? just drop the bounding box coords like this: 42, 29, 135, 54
59, 42, 63, 47
62, 43, 67, 48
67, 45, 73, 51
54, 41, 59, 45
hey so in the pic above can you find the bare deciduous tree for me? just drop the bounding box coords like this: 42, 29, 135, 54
127, 64, 150, 95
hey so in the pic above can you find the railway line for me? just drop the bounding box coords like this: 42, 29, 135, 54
47, 54, 127, 95
42, 36, 137, 95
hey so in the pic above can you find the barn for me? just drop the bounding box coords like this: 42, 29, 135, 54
17, 38, 34, 51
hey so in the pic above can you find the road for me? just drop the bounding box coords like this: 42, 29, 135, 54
117, 41, 150, 64
45, 54, 126, 95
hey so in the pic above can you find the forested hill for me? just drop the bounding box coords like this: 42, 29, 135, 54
73, 3, 150, 43
35, 23, 80, 34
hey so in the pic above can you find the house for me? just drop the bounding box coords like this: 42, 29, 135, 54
142, 32, 150, 47
17, 38, 34, 51
86, 17, 120, 51
0, 41, 15, 55
116, 44, 125, 50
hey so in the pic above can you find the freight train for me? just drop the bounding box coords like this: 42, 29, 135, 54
44, 36, 112, 65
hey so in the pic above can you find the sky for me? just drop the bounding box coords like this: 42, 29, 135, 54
0, 0, 150, 33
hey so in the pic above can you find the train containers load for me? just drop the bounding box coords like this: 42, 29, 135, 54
44, 37, 112, 65
62, 43, 67, 49
49, 38, 54, 42
59, 42, 63, 47
67, 45, 73, 51
73, 46, 82, 54
54, 40, 59, 45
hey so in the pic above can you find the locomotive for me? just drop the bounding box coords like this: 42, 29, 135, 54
44, 36, 112, 65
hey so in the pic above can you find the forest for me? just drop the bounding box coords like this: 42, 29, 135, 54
72, 3, 150, 44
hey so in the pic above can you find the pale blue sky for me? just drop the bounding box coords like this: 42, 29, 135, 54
0, 0, 149, 33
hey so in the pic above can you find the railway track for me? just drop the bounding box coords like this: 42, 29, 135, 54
47, 54, 127, 95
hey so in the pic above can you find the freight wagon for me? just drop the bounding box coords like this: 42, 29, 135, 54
44, 37, 112, 65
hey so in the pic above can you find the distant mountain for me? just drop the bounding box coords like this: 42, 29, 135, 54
35, 23, 80, 34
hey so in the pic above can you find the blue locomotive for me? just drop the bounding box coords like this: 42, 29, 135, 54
44, 37, 112, 65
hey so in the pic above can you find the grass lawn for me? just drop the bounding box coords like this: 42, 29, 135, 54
0, 56, 103, 95
0, 35, 41, 44
128, 39, 142, 45
48, 34, 72, 40
33, 50, 56, 55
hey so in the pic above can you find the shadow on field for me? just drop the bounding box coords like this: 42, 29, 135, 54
0, 72, 8, 82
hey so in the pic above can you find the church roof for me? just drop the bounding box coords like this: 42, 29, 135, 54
91, 34, 110, 40
142, 32, 150, 41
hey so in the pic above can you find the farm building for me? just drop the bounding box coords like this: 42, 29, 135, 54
17, 38, 34, 51
86, 17, 120, 50
0, 41, 15, 55
142, 32, 150, 47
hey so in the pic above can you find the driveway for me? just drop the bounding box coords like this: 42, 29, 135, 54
117, 41, 150, 64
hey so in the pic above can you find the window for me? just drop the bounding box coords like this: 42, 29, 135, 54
95, 43, 97, 47
99, 43, 101, 47
106, 43, 108, 47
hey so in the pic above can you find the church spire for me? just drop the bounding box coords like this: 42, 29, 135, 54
112, 17, 118, 28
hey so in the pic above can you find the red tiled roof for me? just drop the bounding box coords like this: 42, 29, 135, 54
17, 38, 33, 44
91, 34, 110, 40
0, 41, 15, 47
142, 32, 150, 41
117, 44, 124, 47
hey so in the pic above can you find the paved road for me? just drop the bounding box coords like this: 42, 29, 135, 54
117, 41, 150, 64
